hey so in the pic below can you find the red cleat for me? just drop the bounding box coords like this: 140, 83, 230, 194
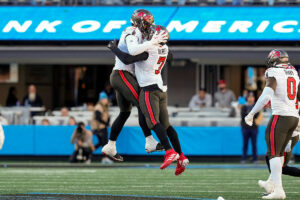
175, 153, 189, 176
160, 149, 179, 170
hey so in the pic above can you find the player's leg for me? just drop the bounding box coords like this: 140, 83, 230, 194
281, 129, 300, 177
119, 71, 163, 152
139, 89, 178, 169
102, 90, 130, 161
138, 107, 164, 153
102, 71, 133, 161
159, 92, 189, 175
262, 116, 298, 199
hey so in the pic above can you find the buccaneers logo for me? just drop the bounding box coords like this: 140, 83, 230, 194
268, 50, 281, 58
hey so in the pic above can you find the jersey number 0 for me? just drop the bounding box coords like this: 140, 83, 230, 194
155, 56, 166, 75
287, 77, 296, 100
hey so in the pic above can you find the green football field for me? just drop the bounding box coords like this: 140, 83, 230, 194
0, 163, 299, 200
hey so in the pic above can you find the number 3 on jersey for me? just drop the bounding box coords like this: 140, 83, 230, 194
287, 77, 296, 100
155, 56, 166, 75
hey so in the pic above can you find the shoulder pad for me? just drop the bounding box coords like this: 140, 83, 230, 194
124, 26, 136, 36
265, 68, 277, 78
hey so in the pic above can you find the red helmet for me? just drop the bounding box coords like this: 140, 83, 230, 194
131, 9, 154, 39
266, 49, 289, 68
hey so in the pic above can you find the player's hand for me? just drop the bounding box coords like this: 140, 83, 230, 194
150, 31, 168, 45
107, 39, 117, 50
245, 113, 254, 126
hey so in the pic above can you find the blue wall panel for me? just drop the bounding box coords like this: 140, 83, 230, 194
0, 125, 298, 156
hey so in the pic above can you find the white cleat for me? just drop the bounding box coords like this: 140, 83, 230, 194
258, 180, 274, 194
145, 136, 164, 153
102, 143, 123, 162
262, 185, 286, 199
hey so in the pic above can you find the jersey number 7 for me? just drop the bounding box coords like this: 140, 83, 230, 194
155, 56, 166, 75
287, 77, 296, 100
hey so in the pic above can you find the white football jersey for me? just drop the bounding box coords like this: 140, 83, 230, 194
113, 26, 142, 75
265, 64, 300, 118
135, 44, 169, 92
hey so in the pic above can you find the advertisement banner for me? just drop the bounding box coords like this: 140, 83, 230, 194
0, 6, 300, 41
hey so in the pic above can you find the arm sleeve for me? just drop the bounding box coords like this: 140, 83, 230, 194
126, 35, 152, 56
249, 87, 274, 115
110, 45, 148, 65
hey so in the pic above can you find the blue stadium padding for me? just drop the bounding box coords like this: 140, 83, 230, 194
0, 125, 299, 156
0, 126, 35, 155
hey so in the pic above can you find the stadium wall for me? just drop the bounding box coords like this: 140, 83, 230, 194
1, 125, 299, 156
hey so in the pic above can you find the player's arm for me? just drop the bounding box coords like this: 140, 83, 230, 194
126, 31, 167, 56
245, 77, 276, 126
108, 39, 149, 65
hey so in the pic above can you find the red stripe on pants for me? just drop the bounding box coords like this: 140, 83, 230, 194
283, 152, 286, 167
118, 71, 139, 102
270, 115, 278, 156
145, 91, 157, 126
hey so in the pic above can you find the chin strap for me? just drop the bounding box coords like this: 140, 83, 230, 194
249, 87, 274, 116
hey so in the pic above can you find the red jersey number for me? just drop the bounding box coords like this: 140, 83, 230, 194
155, 56, 166, 75
287, 77, 296, 100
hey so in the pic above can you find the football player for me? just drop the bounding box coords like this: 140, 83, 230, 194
108, 25, 189, 175
102, 9, 167, 162
259, 119, 300, 194
245, 49, 300, 199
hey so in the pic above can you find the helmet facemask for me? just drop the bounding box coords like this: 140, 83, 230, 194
131, 9, 154, 40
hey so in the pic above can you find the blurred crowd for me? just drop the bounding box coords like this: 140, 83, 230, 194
0, 0, 292, 6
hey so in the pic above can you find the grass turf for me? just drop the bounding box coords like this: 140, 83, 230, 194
0, 165, 299, 200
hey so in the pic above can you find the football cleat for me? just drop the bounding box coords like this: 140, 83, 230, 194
175, 153, 189, 176
145, 136, 164, 153
262, 185, 286, 199
160, 149, 179, 170
102, 143, 124, 162
258, 180, 274, 194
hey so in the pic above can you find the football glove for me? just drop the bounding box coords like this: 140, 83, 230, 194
107, 39, 118, 50
150, 31, 168, 46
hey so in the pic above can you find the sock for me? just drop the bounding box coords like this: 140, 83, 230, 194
282, 165, 300, 177
153, 123, 171, 151
265, 175, 273, 184
107, 140, 116, 146
266, 156, 271, 173
145, 135, 154, 142
270, 157, 282, 186
138, 107, 152, 138
109, 112, 131, 141
166, 126, 182, 154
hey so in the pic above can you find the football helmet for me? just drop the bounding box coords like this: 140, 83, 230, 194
266, 49, 289, 68
131, 9, 154, 40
